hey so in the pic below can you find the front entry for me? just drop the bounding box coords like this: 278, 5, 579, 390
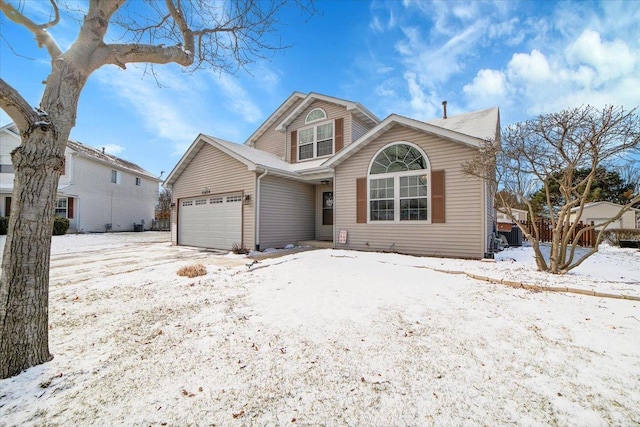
316, 185, 333, 241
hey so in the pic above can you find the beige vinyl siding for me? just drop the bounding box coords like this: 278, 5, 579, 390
334, 124, 485, 259
351, 116, 372, 145
253, 98, 304, 158
287, 100, 352, 162
170, 143, 255, 247
258, 175, 315, 248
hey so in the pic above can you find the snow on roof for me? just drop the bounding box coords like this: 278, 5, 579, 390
66, 140, 157, 180
205, 135, 296, 173
426, 107, 500, 141
1, 123, 157, 180
569, 201, 640, 212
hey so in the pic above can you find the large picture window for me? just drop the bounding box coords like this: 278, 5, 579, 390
368, 143, 429, 222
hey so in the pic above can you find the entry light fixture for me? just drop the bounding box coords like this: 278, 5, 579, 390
320, 180, 330, 185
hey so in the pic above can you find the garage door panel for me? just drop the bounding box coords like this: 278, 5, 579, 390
179, 194, 242, 250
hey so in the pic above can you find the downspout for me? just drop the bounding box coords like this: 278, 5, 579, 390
255, 169, 269, 251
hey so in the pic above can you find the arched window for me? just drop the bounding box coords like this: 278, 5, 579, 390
298, 108, 333, 160
368, 142, 429, 221
305, 108, 326, 123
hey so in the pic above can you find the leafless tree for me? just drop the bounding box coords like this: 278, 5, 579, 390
0, 0, 312, 378
465, 105, 640, 274
156, 187, 172, 220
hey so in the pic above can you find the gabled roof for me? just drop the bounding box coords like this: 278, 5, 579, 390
425, 107, 500, 141
165, 134, 327, 186
324, 108, 500, 169
245, 91, 306, 147
166, 104, 500, 186
275, 92, 380, 132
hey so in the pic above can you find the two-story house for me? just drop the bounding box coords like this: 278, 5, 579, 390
164, 92, 500, 259
1, 123, 159, 232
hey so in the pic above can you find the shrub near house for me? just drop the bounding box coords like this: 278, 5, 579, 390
0, 216, 69, 236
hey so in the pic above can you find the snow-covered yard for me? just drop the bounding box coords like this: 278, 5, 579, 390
0, 232, 639, 426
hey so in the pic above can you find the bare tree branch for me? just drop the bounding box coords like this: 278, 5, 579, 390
0, 0, 62, 58
464, 105, 640, 274
0, 78, 37, 131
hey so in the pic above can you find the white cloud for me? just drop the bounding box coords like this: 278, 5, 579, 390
507, 49, 551, 83
211, 73, 262, 124
565, 29, 636, 85
91, 65, 211, 154
463, 69, 507, 107
99, 144, 124, 155
403, 72, 438, 120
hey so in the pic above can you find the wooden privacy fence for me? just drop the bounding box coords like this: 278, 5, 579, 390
518, 220, 597, 248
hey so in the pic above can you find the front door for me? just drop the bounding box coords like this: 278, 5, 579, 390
317, 186, 333, 241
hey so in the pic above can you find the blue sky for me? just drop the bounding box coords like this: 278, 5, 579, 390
1, 0, 639, 180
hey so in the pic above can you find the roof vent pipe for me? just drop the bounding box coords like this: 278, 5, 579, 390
442, 101, 447, 119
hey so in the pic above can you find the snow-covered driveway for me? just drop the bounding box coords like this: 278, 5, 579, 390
0, 232, 639, 426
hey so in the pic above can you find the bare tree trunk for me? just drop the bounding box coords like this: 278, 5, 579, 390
0, 55, 83, 377
0, 126, 66, 378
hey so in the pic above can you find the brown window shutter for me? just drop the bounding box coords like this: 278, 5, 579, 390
290, 130, 297, 163
356, 177, 367, 224
431, 170, 445, 223
335, 118, 344, 153
67, 197, 74, 219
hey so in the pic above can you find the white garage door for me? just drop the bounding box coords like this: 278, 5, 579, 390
178, 194, 242, 250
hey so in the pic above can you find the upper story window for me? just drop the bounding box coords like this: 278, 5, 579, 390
135, 177, 142, 186
305, 108, 326, 123
111, 169, 121, 184
368, 143, 430, 222
298, 120, 334, 161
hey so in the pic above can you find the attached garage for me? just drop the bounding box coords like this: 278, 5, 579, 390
178, 193, 243, 250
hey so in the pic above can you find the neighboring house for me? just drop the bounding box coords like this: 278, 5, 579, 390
1, 123, 159, 232
568, 201, 639, 230
497, 207, 528, 232
164, 92, 500, 259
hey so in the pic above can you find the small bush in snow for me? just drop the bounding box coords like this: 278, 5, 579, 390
177, 263, 207, 278
52, 216, 70, 235
600, 229, 640, 246
232, 242, 249, 255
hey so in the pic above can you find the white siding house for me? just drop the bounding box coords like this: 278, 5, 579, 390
1, 123, 159, 232
568, 201, 639, 230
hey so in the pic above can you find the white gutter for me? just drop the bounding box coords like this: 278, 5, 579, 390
255, 169, 269, 251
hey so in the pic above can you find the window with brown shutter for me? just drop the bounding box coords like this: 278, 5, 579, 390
335, 118, 344, 152
290, 130, 297, 163
431, 170, 445, 223
356, 177, 367, 223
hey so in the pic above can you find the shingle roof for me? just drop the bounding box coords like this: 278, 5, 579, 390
426, 107, 500, 141
1, 123, 157, 180
66, 140, 157, 180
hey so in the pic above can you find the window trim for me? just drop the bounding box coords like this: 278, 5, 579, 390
366, 141, 431, 224
55, 197, 68, 218
111, 169, 121, 184
305, 108, 327, 124
298, 119, 335, 161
